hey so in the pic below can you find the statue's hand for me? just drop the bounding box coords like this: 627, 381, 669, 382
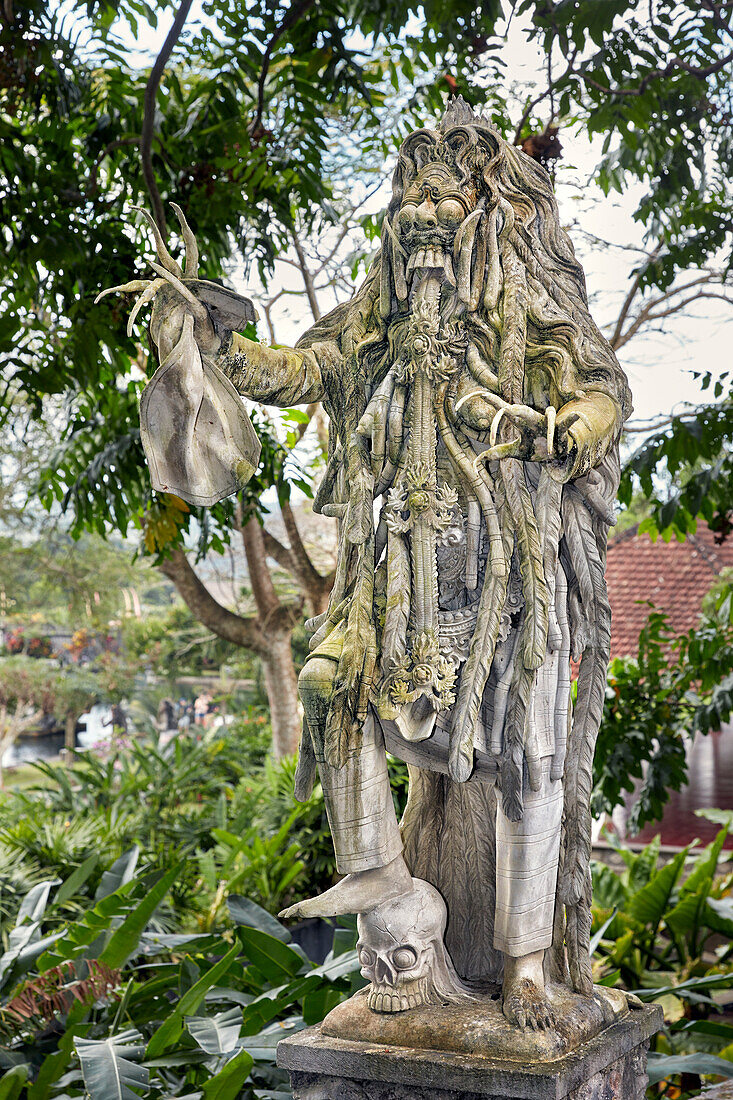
95, 203, 219, 358
462, 391, 556, 463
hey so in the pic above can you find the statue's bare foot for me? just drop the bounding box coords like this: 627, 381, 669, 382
502, 951, 556, 1031
278, 855, 412, 921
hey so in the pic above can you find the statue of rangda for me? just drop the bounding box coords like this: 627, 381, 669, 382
100, 98, 631, 1031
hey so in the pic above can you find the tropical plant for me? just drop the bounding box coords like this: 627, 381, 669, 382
591, 814, 733, 1094
594, 600, 733, 831
0, 854, 361, 1098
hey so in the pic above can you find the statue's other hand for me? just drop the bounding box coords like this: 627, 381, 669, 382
554, 394, 620, 478
95, 203, 219, 358
149, 282, 218, 363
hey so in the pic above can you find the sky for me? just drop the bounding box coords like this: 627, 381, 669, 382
113, 1, 732, 430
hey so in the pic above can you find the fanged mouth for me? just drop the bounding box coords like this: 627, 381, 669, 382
406, 245, 445, 274
366, 976, 430, 1013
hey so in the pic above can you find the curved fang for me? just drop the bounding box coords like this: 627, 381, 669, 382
490, 407, 507, 448
94, 279, 150, 305
132, 207, 183, 278
126, 278, 166, 336
170, 202, 199, 277
454, 388, 507, 415
148, 261, 209, 323
545, 405, 557, 457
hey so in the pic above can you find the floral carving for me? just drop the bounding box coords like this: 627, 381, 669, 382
385, 465, 458, 537
389, 629, 457, 712
395, 300, 466, 384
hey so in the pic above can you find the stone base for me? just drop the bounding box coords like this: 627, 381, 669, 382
277, 1000, 662, 1100
321, 984, 630, 1062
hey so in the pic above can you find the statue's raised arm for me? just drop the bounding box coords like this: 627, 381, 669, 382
97, 204, 329, 505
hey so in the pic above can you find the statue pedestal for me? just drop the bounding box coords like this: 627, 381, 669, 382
277, 995, 662, 1100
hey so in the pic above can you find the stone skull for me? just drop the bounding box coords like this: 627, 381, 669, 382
356, 878, 471, 1013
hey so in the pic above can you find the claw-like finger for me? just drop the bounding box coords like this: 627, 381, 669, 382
94, 280, 150, 305
133, 206, 183, 278
148, 261, 208, 324
475, 440, 521, 464
170, 202, 199, 277
126, 278, 166, 336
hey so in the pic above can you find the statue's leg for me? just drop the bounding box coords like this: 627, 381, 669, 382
279, 656, 411, 920
495, 758, 563, 1029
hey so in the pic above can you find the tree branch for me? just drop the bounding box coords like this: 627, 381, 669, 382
513, 48, 578, 144
577, 50, 733, 99
141, 0, 195, 233
609, 246, 662, 350
261, 527, 298, 575
251, 0, 316, 139
159, 548, 268, 654
281, 499, 332, 612
237, 508, 303, 633
291, 228, 322, 320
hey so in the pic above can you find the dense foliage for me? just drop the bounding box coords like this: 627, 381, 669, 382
595, 596, 733, 831
592, 818, 733, 1093
0, 724, 729, 1096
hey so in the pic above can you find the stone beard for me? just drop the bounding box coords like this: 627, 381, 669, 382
126, 98, 632, 1032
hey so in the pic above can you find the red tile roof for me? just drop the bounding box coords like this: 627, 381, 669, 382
606, 523, 733, 660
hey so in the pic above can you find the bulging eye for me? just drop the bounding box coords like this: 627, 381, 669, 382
358, 946, 375, 967
436, 198, 465, 227
397, 204, 416, 232
392, 946, 418, 970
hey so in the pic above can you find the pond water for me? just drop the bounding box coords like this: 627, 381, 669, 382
2, 704, 114, 769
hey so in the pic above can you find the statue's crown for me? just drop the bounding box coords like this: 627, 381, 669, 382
439, 95, 496, 133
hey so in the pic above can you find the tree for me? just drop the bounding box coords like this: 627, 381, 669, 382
2, 0, 491, 755
3, 0, 731, 759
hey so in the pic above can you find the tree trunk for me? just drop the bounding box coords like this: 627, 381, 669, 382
64, 713, 77, 752
239, 515, 303, 758
261, 630, 302, 757
160, 539, 304, 760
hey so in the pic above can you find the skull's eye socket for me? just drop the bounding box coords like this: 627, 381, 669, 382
436, 198, 465, 227
392, 946, 418, 970
358, 947, 376, 967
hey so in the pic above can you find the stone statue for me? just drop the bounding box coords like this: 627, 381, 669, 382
100, 98, 631, 1034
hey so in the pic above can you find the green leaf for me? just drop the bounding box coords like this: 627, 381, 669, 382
100, 862, 183, 969
590, 909, 617, 955
146, 943, 240, 1059
0, 879, 60, 987
236, 926, 306, 982
666, 883, 709, 937
186, 1008, 243, 1055
75, 1028, 149, 1100
0, 1065, 29, 1100
28, 1023, 91, 1100
227, 896, 291, 942
647, 1051, 733, 1085
627, 834, 661, 893
681, 825, 729, 896
56, 854, 100, 906
627, 848, 687, 928
200, 1048, 254, 1099
95, 848, 139, 901
302, 986, 343, 1024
